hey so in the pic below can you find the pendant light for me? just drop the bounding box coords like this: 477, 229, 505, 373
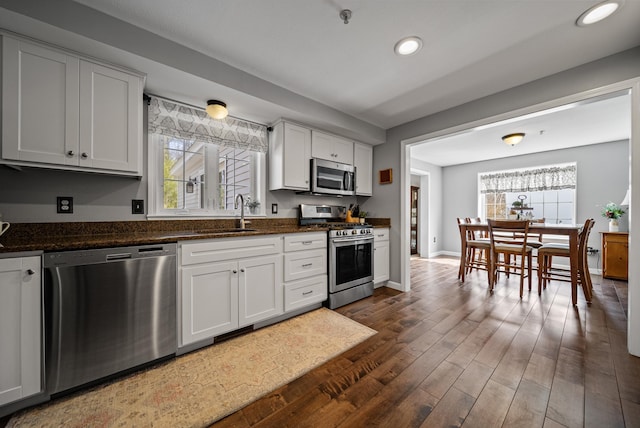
206, 100, 228, 120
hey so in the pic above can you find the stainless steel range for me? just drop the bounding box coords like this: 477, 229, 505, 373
299, 204, 374, 309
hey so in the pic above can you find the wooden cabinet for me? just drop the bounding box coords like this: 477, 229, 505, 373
179, 236, 283, 347
283, 232, 327, 311
2, 35, 143, 176
269, 121, 312, 191
602, 232, 628, 280
0, 255, 42, 407
311, 130, 354, 164
354, 142, 373, 196
373, 228, 390, 284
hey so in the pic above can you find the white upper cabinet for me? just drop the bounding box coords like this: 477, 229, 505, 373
311, 130, 354, 164
354, 142, 373, 196
269, 121, 311, 191
1, 34, 144, 176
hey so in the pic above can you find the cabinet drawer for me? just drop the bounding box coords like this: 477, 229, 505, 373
181, 236, 283, 265
373, 228, 389, 241
284, 249, 326, 282
283, 232, 327, 252
284, 275, 328, 311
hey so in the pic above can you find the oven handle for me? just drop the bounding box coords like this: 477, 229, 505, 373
331, 237, 374, 244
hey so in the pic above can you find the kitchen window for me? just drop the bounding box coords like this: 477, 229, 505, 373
478, 163, 577, 224
147, 96, 267, 217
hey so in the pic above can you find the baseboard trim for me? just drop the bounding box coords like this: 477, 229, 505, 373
385, 280, 403, 292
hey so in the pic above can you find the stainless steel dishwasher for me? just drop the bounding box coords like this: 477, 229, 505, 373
43, 243, 176, 396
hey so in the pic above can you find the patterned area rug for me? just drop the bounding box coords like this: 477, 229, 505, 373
9, 308, 376, 428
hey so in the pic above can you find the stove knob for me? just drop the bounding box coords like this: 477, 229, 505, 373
352, 230, 357, 235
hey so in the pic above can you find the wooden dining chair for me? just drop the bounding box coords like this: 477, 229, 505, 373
457, 218, 491, 282
488, 219, 533, 298
537, 218, 595, 298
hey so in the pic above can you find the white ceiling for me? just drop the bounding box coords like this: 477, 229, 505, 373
411, 91, 632, 166
67, 0, 640, 132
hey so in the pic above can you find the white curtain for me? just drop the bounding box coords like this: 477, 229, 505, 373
479, 164, 576, 194
147, 96, 268, 153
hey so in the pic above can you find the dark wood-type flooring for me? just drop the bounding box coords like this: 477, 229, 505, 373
212, 256, 639, 428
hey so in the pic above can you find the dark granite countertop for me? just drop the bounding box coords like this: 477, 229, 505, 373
0, 218, 391, 253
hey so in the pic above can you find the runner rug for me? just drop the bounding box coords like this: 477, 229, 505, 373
9, 308, 376, 428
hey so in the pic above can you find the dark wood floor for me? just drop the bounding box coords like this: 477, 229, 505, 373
213, 256, 640, 428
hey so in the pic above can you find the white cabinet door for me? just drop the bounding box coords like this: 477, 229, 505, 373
238, 254, 283, 327
269, 121, 311, 191
180, 261, 239, 345
0, 256, 42, 406
354, 142, 373, 196
79, 60, 142, 173
2, 36, 79, 166
374, 228, 390, 284
311, 130, 354, 164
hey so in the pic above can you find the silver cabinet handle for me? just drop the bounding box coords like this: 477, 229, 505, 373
232, 269, 238, 274
26, 269, 35, 275
81, 152, 88, 159
302, 263, 312, 268
302, 241, 312, 245
240, 268, 245, 272
67, 150, 74, 156
302, 290, 313, 295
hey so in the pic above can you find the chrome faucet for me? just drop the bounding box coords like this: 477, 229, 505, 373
234, 194, 245, 229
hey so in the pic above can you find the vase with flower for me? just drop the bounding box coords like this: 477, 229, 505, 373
602, 202, 625, 232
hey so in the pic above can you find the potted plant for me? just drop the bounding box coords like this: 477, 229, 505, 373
602, 202, 625, 232
358, 211, 367, 224
247, 200, 260, 214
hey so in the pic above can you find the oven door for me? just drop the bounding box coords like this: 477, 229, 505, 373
329, 236, 374, 293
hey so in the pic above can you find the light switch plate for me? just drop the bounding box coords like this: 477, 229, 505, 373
271, 203, 278, 214
132, 199, 144, 214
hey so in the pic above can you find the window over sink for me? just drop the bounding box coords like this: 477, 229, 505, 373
147, 96, 267, 217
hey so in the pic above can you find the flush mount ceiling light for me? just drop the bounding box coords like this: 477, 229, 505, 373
576, 0, 622, 26
502, 133, 525, 146
206, 100, 228, 120
394, 36, 423, 56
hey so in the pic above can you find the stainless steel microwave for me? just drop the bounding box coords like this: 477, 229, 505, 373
311, 158, 355, 196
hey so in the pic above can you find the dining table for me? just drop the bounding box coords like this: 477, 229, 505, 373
458, 221, 590, 306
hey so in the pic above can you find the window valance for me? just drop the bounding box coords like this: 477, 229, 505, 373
479, 164, 576, 194
147, 96, 268, 153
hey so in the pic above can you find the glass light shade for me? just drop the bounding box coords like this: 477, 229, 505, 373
206, 100, 228, 119
394, 36, 423, 56
502, 133, 525, 146
577, 0, 621, 26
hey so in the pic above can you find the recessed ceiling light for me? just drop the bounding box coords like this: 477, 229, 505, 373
394, 36, 423, 56
576, 0, 622, 26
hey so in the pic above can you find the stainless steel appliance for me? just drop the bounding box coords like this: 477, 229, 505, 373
43, 243, 177, 396
299, 204, 374, 309
311, 158, 356, 196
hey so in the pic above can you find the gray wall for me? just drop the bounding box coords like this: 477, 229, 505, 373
440, 140, 629, 271
368, 45, 640, 284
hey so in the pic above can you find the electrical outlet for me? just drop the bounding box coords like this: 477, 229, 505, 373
587, 246, 599, 255
132, 199, 145, 214
57, 196, 73, 214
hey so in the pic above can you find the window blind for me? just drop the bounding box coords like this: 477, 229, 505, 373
479, 164, 576, 194
147, 95, 268, 153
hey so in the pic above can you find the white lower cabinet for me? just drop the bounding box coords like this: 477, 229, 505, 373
179, 236, 283, 347
283, 233, 327, 311
0, 255, 42, 407
374, 228, 390, 285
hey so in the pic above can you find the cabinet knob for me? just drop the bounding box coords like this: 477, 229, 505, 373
240, 268, 245, 273
26, 269, 35, 275
81, 152, 88, 159
67, 150, 74, 156
233, 269, 238, 274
